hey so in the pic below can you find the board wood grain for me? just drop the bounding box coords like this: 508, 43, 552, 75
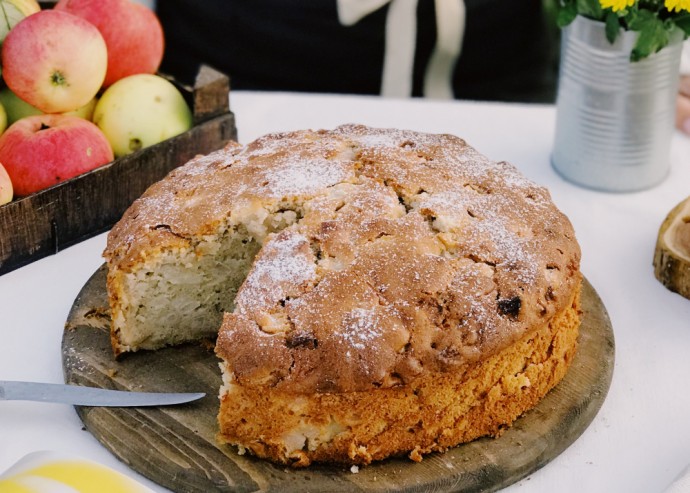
62, 267, 614, 493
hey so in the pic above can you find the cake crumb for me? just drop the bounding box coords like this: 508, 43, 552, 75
409, 447, 423, 462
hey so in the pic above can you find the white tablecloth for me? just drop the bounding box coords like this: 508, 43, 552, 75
2, 91, 690, 493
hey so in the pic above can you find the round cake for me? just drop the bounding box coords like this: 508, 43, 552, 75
104, 124, 582, 467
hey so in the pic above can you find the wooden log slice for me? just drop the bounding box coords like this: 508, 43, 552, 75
654, 195, 690, 299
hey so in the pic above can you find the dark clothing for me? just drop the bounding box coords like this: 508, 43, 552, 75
157, 0, 558, 103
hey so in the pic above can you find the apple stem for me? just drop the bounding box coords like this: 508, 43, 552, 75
51, 71, 67, 87
39, 123, 50, 131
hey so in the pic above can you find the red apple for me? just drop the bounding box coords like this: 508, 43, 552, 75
0, 115, 114, 196
1, 10, 107, 113
0, 162, 12, 205
55, 0, 164, 87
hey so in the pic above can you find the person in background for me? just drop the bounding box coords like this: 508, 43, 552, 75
154, 0, 690, 135
156, 0, 559, 103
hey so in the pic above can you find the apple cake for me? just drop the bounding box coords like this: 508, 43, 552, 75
104, 124, 582, 466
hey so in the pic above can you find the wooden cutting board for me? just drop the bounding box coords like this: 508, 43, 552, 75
62, 266, 614, 493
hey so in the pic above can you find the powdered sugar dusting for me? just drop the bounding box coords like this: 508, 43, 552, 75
471, 208, 538, 285
494, 161, 533, 190
261, 158, 350, 198
178, 151, 227, 176
236, 231, 317, 312
414, 188, 537, 284
337, 308, 383, 351
416, 190, 467, 216
352, 132, 406, 149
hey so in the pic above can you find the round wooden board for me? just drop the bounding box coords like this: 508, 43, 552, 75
62, 266, 614, 493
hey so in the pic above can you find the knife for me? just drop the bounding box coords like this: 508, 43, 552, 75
0, 381, 205, 407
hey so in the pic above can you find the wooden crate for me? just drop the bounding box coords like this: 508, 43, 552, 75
0, 65, 237, 275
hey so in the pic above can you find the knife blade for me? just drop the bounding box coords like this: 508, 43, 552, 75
0, 381, 205, 407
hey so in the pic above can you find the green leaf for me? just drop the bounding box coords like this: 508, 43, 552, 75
576, 0, 603, 20
557, 2, 579, 27
627, 8, 655, 30
631, 15, 669, 61
605, 11, 621, 43
674, 14, 690, 36
0, 2, 24, 46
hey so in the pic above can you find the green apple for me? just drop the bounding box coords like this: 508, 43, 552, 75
0, 0, 28, 45
0, 0, 39, 48
0, 87, 42, 125
0, 87, 97, 125
93, 74, 193, 157
5, 0, 39, 16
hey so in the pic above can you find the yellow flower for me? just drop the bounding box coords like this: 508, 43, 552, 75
665, 0, 690, 12
599, 0, 635, 11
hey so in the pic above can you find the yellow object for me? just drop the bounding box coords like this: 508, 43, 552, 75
0, 480, 34, 493
665, 0, 690, 12
93, 74, 193, 158
0, 452, 155, 493
598, 0, 635, 11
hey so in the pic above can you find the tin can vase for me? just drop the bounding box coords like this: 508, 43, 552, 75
551, 15, 684, 192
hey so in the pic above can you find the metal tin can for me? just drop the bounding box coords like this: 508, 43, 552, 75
551, 15, 683, 192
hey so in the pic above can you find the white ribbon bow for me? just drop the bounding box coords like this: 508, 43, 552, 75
337, 0, 466, 99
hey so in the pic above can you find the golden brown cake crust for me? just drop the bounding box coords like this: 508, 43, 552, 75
218, 282, 581, 467
104, 124, 582, 465
213, 125, 579, 393
105, 124, 580, 388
